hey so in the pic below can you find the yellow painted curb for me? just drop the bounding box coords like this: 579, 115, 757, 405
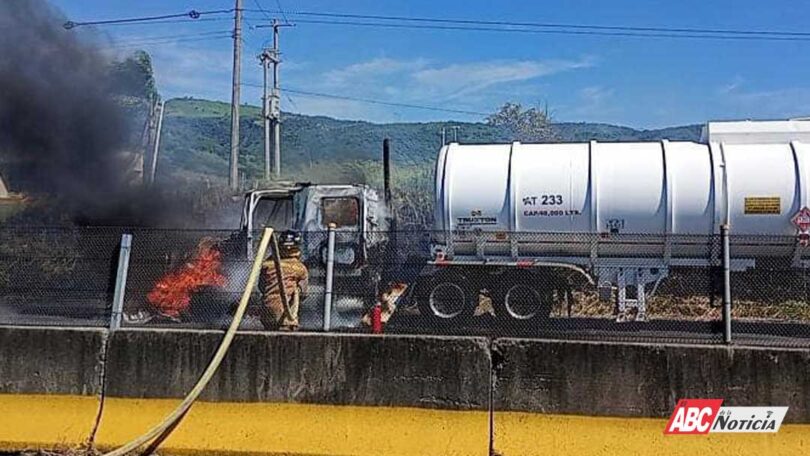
0, 394, 99, 452
3, 394, 810, 456
0, 394, 490, 456
495, 412, 810, 456
96, 397, 490, 456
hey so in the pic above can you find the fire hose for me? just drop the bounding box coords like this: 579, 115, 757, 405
102, 227, 275, 456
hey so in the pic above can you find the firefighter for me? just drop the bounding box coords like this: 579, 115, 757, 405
259, 231, 308, 330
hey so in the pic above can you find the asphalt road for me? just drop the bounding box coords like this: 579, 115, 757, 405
384, 312, 810, 347
1, 291, 809, 348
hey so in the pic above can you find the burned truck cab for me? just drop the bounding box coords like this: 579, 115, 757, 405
240, 182, 389, 281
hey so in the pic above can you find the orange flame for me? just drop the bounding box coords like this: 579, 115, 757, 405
147, 238, 227, 318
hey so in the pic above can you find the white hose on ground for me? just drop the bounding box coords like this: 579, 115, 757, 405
102, 227, 275, 456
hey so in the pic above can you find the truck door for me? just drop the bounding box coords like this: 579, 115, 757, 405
239, 195, 296, 259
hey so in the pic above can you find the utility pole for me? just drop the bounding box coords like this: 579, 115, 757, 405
259, 48, 272, 180
140, 98, 157, 186
271, 19, 282, 178
228, 0, 243, 191
0, 172, 8, 198
257, 19, 290, 179
148, 100, 165, 186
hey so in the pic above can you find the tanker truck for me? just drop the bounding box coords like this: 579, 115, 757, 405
235, 119, 810, 326
416, 119, 810, 323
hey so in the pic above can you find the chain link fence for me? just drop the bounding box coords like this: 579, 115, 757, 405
727, 235, 810, 344
121, 228, 254, 329
0, 226, 126, 326
364, 231, 727, 344
1, 226, 809, 347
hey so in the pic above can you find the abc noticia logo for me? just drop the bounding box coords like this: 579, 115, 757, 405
664, 399, 789, 434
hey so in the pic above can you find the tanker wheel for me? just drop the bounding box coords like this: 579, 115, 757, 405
417, 271, 477, 322
493, 276, 553, 321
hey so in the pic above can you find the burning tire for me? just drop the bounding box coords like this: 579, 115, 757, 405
146, 237, 229, 323
416, 271, 476, 321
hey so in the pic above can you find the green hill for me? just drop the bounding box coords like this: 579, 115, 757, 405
159, 97, 702, 185
553, 122, 702, 142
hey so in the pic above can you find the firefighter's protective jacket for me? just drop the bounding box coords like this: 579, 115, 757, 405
259, 256, 308, 326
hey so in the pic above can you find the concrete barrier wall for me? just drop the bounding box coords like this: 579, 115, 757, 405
1, 326, 810, 456
6, 328, 803, 419
0, 326, 105, 395
103, 329, 491, 409
492, 338, 810, 422
492, 338, 810, 456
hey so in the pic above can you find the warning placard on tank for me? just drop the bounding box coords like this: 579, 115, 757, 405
744, 196, 781, 215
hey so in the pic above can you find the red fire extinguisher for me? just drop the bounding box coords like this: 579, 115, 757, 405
371, 304, 383, 334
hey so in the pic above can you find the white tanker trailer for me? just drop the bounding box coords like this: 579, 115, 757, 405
417, 119, 810, 322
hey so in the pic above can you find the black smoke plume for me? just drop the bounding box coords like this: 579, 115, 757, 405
0, 0, 136, 221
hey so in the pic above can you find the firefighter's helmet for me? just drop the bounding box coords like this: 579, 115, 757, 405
277, 230, 302, 258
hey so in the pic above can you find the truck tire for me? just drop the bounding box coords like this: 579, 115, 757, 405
493, 275, 553, 321
416, 271, 477, 321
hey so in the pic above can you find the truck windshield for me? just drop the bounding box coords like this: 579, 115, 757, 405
253, 197, 294, 230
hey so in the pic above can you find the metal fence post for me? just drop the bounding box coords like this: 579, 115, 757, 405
721, 224, 732, 344
323, 223, 336, 331
110, 233, 133, 331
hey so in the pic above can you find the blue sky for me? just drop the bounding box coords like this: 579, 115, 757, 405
52, 0, 810, 128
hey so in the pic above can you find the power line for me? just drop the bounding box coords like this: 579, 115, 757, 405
251, 9, 810, 38
88, 17, 235, 27
104, 34, 232, 50
285, 87, 490, 117
112, 30, 232, 46
66, 7, 810, 41
264, 18, 810, 42
243, 82, 490, 116
252, 0, 273, 20
247, 0, 282, 41
63, 9, 233, 29
273, 0, 292, 25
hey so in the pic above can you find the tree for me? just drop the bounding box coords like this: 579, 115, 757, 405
108, 50, 158, 103
486, 102, 555, 142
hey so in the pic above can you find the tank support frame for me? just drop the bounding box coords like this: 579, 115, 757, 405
595, 267, 667, 322
430, 253, 756, 322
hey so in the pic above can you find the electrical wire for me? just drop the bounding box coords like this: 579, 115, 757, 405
63, 9, 233, 29
66, 7, 810, 42
250, 0, 288, 23
112, 30, 232, 46
252, 0, 274, 21
273, 0, 292, 25
249, 9, 810, 38
243, 82, 489, 116
104, 34, 232, 50
257, 18, 810, 42
89, 17, 235, 27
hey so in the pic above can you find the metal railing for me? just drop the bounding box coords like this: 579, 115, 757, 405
0, 226, 809, 347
